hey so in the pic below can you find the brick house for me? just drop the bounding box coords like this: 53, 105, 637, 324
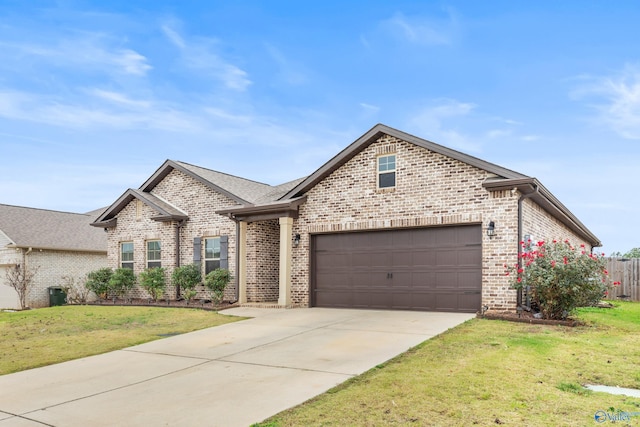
0, 205, 108, 309
92, 124, 600, 313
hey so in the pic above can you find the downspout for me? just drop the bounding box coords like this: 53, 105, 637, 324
23, 247, 33, 273
517, 184, 538, 309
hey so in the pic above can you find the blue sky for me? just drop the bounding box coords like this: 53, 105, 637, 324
0, 1, 638, 254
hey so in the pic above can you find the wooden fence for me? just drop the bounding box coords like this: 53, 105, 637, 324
605, 258, 640, 302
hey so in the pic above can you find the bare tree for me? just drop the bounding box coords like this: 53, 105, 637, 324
61, 274, 91, 304
5, 263, 38, 310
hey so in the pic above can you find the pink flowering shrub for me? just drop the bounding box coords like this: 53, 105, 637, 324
505, 240, 612, 320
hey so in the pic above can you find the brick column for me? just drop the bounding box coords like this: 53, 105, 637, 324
238, 221, 247, 304
278, 217, 293, 306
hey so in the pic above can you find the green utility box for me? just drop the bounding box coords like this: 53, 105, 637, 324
48, 287, 67, 307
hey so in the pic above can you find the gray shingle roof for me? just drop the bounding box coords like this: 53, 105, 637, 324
0, 204, 107, 252
173, 161, 275, 204
253, 176, 308, 205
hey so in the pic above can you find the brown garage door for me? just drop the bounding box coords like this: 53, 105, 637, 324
311, 225, 482, 312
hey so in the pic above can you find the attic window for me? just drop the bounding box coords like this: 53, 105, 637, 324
377, 154, 396, 189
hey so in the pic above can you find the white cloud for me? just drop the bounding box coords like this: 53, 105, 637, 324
0, 38, 152, 76
0, 90, 202, 132
359, 103, 380, 113
520, 135, 540, 141
161, 24, 251, 91
572, 65, 640, 139
161, 25, 186, 49
88, 89, 151, 109
407, 99, 482, 151
486, 129, 511, 139
382, 10, 457, 46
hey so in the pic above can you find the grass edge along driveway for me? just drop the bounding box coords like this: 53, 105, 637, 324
0, 305, 244, 375
256, 302, 640, 427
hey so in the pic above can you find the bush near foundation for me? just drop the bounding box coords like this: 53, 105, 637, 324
139, 267, 166, 301
171, 264, 202, 303
506, 240, 613, 320
204, 268, 231, 304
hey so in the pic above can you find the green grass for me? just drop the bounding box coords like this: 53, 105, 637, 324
255, 302, 640, 427
0, 305, 244, 375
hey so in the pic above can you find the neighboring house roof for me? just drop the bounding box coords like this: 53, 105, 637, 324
0, 204, 107, 252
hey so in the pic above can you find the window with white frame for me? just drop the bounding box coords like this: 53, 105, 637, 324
121, 242, 134, 270
377, 154, 396, 189
204, 237, 220, 274
147, 240, 161, 268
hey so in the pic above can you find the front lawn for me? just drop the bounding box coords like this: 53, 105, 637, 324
257, 302, 640, 426
0, 305, 243, 375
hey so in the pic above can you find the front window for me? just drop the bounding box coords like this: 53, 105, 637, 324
204, 237, 220, 274
121, 242, 134, 270
147, 240, 161, 268
378, 154, 396, 189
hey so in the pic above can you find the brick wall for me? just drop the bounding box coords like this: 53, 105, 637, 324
246, 220, 279, 302
291, 134, 521, 310
107, 169, 238, 301
521, 198, 590, 249
0, 247, 107, 308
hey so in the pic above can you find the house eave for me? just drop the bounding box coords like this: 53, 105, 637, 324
216, 196, 307, 222
150, 214, 189, 222
7, 244, 107, 254
483, 177, 602, 247
90, 218, 117, 228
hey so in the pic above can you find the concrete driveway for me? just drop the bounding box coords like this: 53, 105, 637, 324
0, 307, 474, 427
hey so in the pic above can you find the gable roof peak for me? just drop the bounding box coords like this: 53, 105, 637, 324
279, 123, 528, 200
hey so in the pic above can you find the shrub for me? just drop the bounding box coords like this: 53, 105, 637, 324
204, 268, 231, 304
139, 267, 166, 301
85, 268, 113, 300
171, 264, 202, 303
109, 268, 136, 298
61, 275, 92, 304
506, 240, 609, 319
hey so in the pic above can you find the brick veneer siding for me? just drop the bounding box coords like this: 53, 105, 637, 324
0, 248, 107, 308
290, 134, 522, 311
246, 220, 279, 302
286, 131, 594, 312
521, 198, 591, 250
107, 169, 238, 301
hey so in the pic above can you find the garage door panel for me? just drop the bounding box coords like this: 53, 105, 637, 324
435, 293, 459, 311
436, 249, 459, 266
458, 270, 482, 287
312, 225, 482, 312
391, 250, 414, 267
369, 292, 393, 308
411, 250, 437, 266
316, 290, 351, 307
458, 248, 482, 266
434, 271, 459, 288
370, 252, 392, 268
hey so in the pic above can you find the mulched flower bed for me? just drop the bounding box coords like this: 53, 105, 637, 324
478, 302, 616, 327
86, 298, 239, 311
478, 311, 582, 327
